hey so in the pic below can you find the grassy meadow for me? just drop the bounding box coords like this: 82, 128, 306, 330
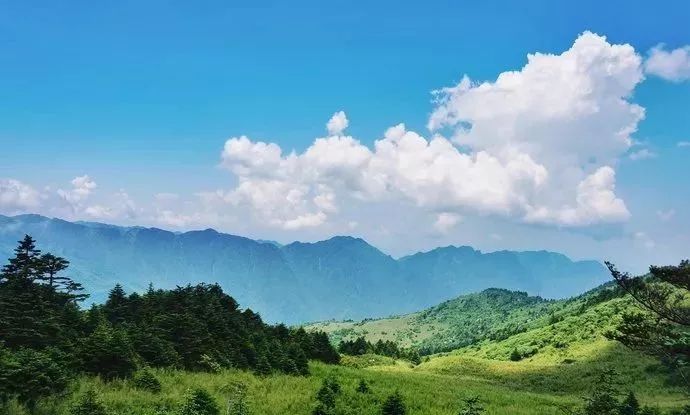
8, 344, 689, 415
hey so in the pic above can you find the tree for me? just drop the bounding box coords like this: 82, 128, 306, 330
104, 284, 129, 325
606, 260, 690, 385
459, 396, 484, 415
510, 348, 522, 362
39, 253, 69, 289
69, 389, 109, 415
0, 346, 70, 410
79, 322, 137, 380
179, 388, 219, 415
620, 392, 640, 415
356, 379, 370, 394
381, 391, 406, 415
582, 369, 622, 415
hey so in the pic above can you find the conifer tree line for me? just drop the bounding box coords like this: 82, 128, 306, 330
0, 235, 339, 408
338, 336, 421, 364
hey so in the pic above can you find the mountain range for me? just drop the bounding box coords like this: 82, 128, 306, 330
0, 214, 609, 323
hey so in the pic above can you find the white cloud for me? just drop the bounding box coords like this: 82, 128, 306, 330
678, 141, 690, 147
0, 179, 42, 213
58, 175, 97, 205
657, 209, 676, 222
433, 212, 462, 233
326, 111, 349, 135
645, 44, 690, 82
628, 148, 657, 161
209, 33, 643, 231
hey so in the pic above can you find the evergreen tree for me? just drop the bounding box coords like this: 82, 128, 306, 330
356, 379, 370, 394
607, 260, 690, 384
79, 322, 137, 380
381, 391, 406, 415
510, 348, 522, 361
459, 396, 484, 415
104, 284, 129, 325
69, 389, 109, 415
254, 353, 272, 376
0, 346, 70, 410
39, 253, 69, 289
179, 388, 219, 415
582, 369, 622, 415
620, 392, 640, 415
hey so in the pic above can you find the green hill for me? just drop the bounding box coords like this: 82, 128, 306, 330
308, 287, 585, 354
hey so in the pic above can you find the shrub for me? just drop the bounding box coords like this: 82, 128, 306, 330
70, 389, 108, 415
179, 388, 219, 415
0, 347, 70, 410
356, 379, 370, 394
509, 348, 522, 361
381, 391, 406, 415
459, 396, 484, 415
132, 369, 162, 393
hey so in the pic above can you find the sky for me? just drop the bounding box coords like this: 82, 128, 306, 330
1, 1, 689, 272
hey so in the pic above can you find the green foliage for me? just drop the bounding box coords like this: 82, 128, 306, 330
179, 388, 219, 415
133, 369, 162, 393
79, 321, 137, 380
225, 383, 251, 415
356, 379, 370, 394
459, 396, 484, 415
620, 392, 640, 415
607, 260, 690, 385
381, 391, 406, 415
0, 346, 70, 409
510, 348, 522, 361
69, 389, 109, 415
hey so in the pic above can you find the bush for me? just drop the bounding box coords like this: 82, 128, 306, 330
509, 348, 522, 361
70, 389, 108, 415
179, 388, 219, 415
459, 396, 484, 415
381, 391, 406, 415
356, 379, 370, 393
0, 347, 70, 409
132, 369, 162, 393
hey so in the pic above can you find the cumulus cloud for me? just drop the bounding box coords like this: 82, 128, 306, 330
0, 179, 42, 213
326, 111, 349, 135
213, 32, 640, 231
57, 175, 97, 205
645, 44, 690, 82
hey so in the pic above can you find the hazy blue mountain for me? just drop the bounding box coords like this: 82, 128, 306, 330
0, 214, 610, 323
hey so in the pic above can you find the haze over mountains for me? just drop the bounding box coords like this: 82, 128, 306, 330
0, 214, 609, 323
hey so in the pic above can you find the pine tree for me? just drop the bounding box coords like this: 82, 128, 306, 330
459, 396, 484, 415
69, 389, 109, 415
381, 391, 406, 415
179, 388, 220, 415
620, 392, 640, 415
39, 253, 69, 289
0, 236, 52, 348
356, 379, 370, 394
104, 284, 129, 325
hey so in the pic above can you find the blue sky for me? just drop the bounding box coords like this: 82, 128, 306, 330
1, 1, 689, 272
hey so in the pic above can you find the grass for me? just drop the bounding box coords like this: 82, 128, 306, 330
9, 343, 689, 415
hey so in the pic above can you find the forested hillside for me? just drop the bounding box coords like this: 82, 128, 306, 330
0, 214, 609, 323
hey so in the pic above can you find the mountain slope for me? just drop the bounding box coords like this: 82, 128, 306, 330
0, 214, 610, 323
310, 284, 623, 354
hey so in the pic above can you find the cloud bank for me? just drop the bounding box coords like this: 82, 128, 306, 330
1, 32, 662, 241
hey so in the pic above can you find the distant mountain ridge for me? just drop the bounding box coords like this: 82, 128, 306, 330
0, 214, 609, 323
